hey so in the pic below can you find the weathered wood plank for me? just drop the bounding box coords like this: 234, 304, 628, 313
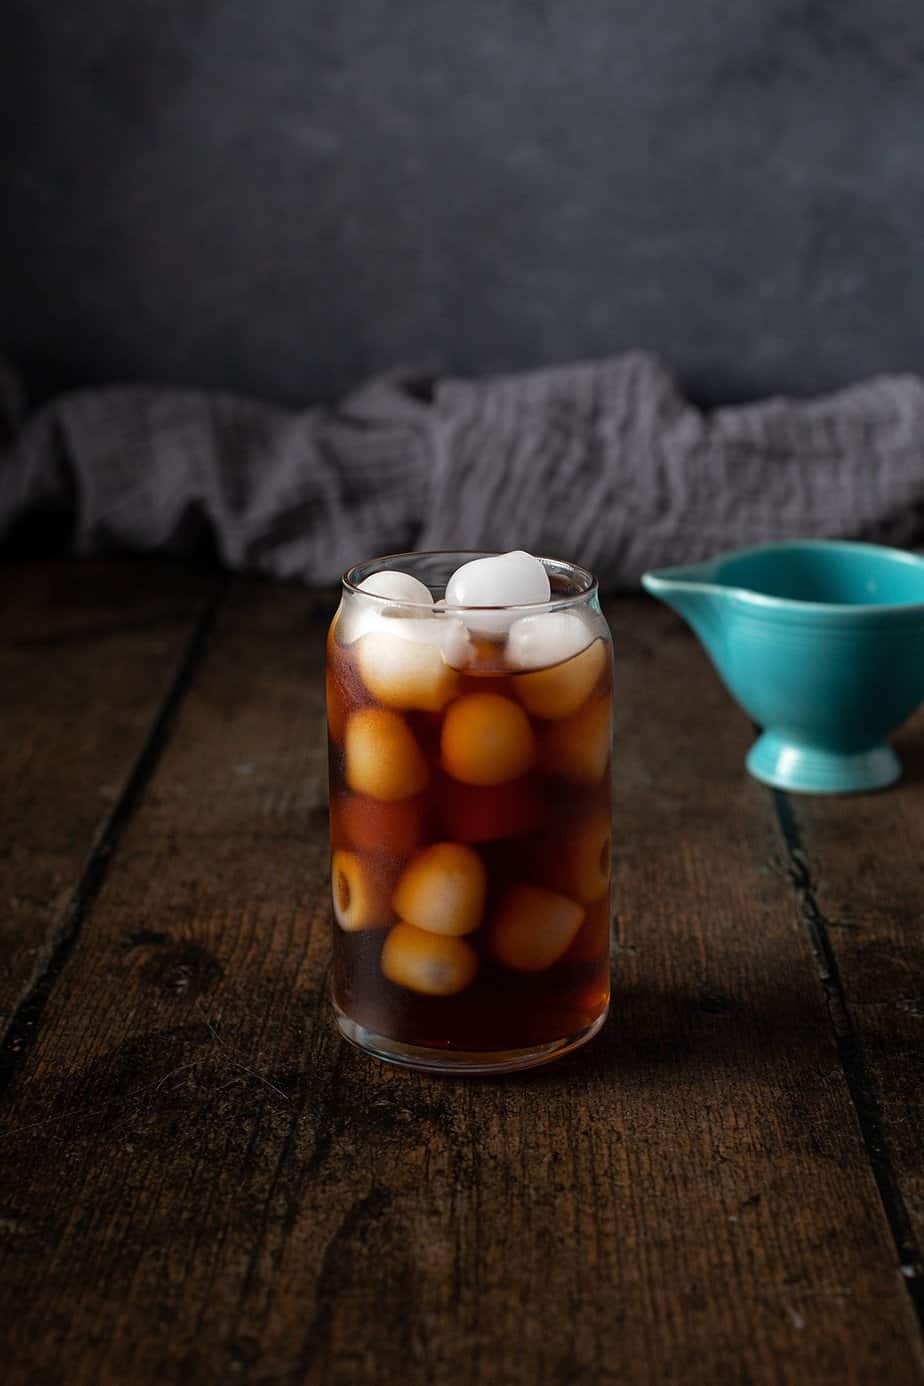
773, 710, 924, 1306
0, 559, 219, 1051
0, 583, 921, 1385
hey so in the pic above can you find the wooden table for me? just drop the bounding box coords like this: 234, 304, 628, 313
2, 558, 922, 1386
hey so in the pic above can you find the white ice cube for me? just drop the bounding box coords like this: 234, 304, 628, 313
339, 570, 434, 643
440, 616, 476, 670
335, 596, 375, 645
505, 612, 592, 670
445, 551, 551, 638
356, 616, 459, 711
357, 570, 433, 608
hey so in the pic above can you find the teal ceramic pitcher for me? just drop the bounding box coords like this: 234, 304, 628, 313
642, 540, 924, 794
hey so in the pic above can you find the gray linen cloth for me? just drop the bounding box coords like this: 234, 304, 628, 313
2, 352, 922, 588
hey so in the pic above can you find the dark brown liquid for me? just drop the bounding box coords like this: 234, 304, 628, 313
327, 622, 612, 1054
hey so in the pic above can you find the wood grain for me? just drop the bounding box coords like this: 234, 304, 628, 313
0, 572, 922, 1384
0, 559, 218, 1052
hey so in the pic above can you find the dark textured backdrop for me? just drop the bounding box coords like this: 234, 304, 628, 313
3, 1, 924, 408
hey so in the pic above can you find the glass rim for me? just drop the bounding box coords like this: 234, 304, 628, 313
341, 549, 598, 614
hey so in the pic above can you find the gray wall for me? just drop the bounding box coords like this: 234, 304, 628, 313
3, 0, 924, 406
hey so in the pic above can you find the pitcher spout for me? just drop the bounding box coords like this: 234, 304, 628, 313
641, 562, 728, 665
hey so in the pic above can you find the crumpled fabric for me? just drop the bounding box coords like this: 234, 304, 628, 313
2, 352, 923, 588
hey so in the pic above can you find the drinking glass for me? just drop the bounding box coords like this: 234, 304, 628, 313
326, 551, 613, 1074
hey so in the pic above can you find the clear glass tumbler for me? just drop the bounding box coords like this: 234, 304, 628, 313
326, 552, 613, 1074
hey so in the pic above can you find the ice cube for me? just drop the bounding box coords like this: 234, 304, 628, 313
345, 707, 430, 800
357, 570, 433, 607
440, 615, 476, 670
331, 850, 397, 932
541, 695, 612, 783
565, 896, 611, 963
336, 595, 380, 645
380, 922, 479, 996
508, 615, 607, 719
441, 692, 537, 785
357, 619, 459, 711
445, 551, 550, 638
356, 604, 476, 672
392, 843, 487, 937
505, 611, 591, 670
488, 885, 585, 972
339, 570, 434, 643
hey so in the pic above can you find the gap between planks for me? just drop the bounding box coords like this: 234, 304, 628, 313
771, 788, 924, 1336
0, 576, 229, 1099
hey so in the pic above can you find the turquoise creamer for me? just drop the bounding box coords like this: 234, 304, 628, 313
642, 540, 924, 794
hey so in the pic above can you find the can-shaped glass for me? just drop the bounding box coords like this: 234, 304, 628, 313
326, 551, 613, 1074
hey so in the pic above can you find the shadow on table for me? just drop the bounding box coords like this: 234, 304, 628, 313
892, 729, 924, 787
515, 969, 844, 1093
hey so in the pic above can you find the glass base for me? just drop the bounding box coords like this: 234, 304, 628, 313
333, 1004, 608, 1075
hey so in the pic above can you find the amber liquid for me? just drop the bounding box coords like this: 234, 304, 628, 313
327, 623, 612, 1055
